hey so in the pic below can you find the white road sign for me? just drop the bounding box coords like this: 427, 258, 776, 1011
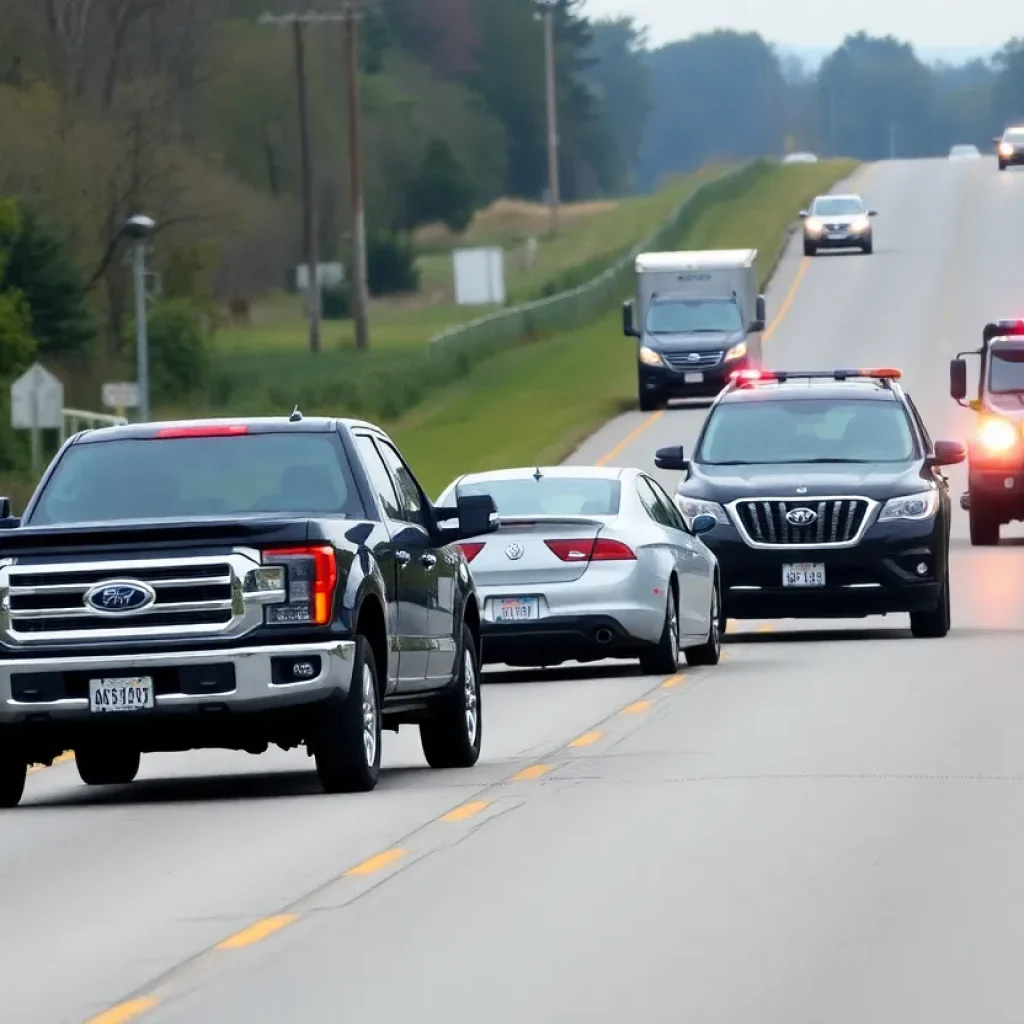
10, 362, 64, 430
102, 381, 140, 409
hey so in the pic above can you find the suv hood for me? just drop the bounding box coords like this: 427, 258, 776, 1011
642, 329, 746, 353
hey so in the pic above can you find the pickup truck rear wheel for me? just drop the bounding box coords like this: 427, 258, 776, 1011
312, 635, 381, 793
75, 746, 140, 786
420, 623, 482, 769
0, 752, 27, 807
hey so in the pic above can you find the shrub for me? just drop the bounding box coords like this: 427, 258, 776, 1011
321, 284, 351, 320
129, 299, 211, 401
367, 233, 420, 295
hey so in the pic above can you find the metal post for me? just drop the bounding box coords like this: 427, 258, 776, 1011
542, 5, 560, 235
132, 240, 150, 421
30, 383, 40, 478
344, 5, 370, 350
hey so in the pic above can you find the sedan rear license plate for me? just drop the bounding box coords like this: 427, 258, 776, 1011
89, 676, 154, 713
492, 597, 539, 622
684, 372, 704, 383
782, 563, 826, 587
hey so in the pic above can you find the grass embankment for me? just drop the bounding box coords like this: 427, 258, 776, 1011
390, 158, 859, 495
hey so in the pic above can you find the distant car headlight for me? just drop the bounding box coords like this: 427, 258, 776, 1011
724, 341, 747, 361
877, 490, 939, 522
676, 496, 729, 525
804, 217, 823, 234
850, 215, 871, 232
999, 142, 1014, 157
639, 345, 665, 367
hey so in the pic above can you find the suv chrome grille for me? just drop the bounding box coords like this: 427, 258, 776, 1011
729, 497, 876, 548
662, 351, 722, 370
0, 552, 269, 646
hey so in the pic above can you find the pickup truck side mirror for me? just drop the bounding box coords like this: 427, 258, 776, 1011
750, 294, 766, 332
435, 493, 499, 543
622, 300, 638, 338
949, 358, 968, 402
654, 445, 688, 471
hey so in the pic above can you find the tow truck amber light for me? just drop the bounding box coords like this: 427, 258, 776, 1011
156, 424, 248, 438
976, 417, 1019, 453
458, 542, 484, 562
263, 545, 338, 625
545, 538, 636, 561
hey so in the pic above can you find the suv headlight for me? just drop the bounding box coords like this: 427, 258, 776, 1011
676, 496, 729, 524
877, 490, 939, 522
724, 341, 747, 361
639, 345, 665, 367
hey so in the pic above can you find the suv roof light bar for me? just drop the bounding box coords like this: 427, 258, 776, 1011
727, 367, 901, 384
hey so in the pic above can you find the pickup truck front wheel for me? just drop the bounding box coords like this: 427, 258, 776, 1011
75, 746, 140, 786
312, 635, 381, 793
0, 751, 27, 808
420, 623, 482, 769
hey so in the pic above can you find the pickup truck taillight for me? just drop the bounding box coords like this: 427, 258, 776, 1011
262, 546, 338, 625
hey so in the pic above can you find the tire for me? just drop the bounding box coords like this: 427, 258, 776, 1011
910, 569, 951, 639
0, 751, 27, 808
420, 623, 482, 769
969, 501, 1000, 545
639, 585, 680, 675
861, 239, 873, 254
803, 240, 816, 256
75, 746, 140, 786
312, 635, 381, 793
685, 577, 723, 667
999, 161, 1007, 171
639, 389, 662, 412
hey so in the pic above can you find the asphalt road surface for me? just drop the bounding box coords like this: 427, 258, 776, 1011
9, 155, 1024, 1024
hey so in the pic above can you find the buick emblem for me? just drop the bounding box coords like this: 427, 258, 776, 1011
785, 507, 817, 526
83, 579, 156, 616
795, 486, 807, 494
504, 542, 524, 560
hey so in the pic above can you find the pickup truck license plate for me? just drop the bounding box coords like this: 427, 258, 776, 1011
684, 372, 704, 383
492, 597, 539, 622
89, 676, 155, 713
782, 563, 826, 587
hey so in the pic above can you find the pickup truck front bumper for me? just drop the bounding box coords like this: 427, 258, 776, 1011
0, 640, 357, 724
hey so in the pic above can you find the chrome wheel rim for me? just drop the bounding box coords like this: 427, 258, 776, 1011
669, 600, 679, 656
711, 587, 721, 653
463, 650, 479, 747
361, 663, 378, 767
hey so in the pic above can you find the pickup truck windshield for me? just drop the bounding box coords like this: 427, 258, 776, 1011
27, 433, 365, 525
697, 398, 916, 464
645, 298, 743, 334
988, 347, 1024, 393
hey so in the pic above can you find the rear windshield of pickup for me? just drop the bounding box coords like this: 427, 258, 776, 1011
26, 433, 366, 525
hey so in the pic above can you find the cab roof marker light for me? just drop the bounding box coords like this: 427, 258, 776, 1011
155, 423, 249, 438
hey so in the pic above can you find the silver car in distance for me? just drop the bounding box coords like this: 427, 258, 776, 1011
435, 466, 722, 673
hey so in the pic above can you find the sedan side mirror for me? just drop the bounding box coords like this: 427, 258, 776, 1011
949, 358, 968, 402
868, 209, 878, 216
691, 513, 716, 536
993, 137, 1002, 145
798, 209, 808, 218
654, 445, 688, 471
622, 300, 638, 338
931, 440, 967, 467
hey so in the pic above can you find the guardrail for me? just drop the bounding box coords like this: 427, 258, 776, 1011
59, 408, 128, 442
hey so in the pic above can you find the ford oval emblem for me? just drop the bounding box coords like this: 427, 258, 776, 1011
83, 579, 157, 616
785, 507, 818, 526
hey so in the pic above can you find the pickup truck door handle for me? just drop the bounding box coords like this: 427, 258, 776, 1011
395, 550, 411, 568
420, 553, 438, 570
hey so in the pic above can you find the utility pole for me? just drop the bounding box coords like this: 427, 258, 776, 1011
261, 11, 348, 355
541, 2, 561, 235
343, 2, 370, 350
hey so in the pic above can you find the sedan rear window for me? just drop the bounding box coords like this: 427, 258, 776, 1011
27, 433, 365, 525
456, 477, 621, 516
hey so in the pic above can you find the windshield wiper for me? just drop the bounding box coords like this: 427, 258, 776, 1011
783, 458, 871, 464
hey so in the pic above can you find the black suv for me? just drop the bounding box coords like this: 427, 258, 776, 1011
654, 368, 966, 638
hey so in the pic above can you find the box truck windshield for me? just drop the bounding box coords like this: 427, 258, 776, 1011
646, 298, 743, 335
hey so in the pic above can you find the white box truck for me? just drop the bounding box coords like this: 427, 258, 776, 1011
622, 249, 766, 410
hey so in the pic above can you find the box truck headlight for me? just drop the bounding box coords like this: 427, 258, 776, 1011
724, 341, 747, 361
639, 345, 665, 366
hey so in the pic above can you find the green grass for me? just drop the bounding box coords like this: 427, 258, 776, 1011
389, 159, 859, 496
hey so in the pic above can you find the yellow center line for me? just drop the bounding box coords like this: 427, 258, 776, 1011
28, 751, 74, 775
346, 848, 408, 876
216, 914, 298, 950
568, 730, 604, 748
762, 257, 808, 343
662, 673, 686, 688
439, 800, 490, 823
594, 409, 664, 467
508, 763, 553, 781
84, 998, 159, 1024
620, 699, 652, 715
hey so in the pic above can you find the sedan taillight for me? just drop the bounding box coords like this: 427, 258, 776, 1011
544, 538, 635, 561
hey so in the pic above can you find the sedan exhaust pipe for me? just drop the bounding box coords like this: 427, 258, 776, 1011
595, 628, 613, 644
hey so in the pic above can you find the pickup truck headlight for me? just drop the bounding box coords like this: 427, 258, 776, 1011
261, 546, 338, 625
724, 341, 747, 361
877, 491, 939, 522
676, 496, 729, 525
639, 345, 665, 367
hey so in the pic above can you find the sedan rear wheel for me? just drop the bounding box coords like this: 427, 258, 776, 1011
639, 588, 680, 675
685, 578, 722, 667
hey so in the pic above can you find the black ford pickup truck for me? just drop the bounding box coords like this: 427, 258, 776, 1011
0, 413, 498, 807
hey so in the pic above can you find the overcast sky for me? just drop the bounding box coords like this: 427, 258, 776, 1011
581, 0, 1013, 51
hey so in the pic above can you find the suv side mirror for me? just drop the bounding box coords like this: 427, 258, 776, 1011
654, 445, 688, 470
931, 440, 967, 467
750, 294, 766, 332
622, 300, 638, 338
949, 358, 968, 401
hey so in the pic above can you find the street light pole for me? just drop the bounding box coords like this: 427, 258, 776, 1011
343, 2, 370, 350
124, 214, 155, 421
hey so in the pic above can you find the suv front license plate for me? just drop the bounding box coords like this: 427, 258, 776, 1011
89, 676, 155, 713
684, 372, 704, 383
782, 563, 826, 587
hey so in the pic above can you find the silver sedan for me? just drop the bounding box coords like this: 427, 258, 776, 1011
435, 466, 722, 672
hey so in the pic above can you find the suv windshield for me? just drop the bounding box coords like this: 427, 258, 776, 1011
697, 398, 916, 464
811, 197, 865, 216
645, 298, 743, 334
27, 433, 365, 525
988, 347, 1024, 393
455, 476, 620, 516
